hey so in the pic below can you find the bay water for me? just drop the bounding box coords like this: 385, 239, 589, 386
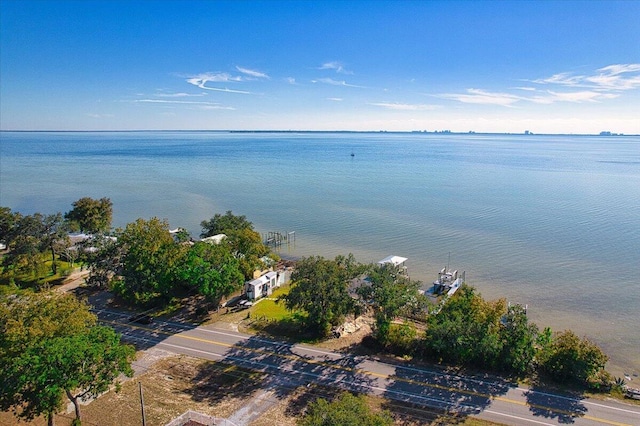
1, 131, 638, 376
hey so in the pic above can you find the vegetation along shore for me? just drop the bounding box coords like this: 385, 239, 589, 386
1, 198, 638, 425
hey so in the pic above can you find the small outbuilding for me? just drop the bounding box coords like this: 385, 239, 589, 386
245, 271, 287, 300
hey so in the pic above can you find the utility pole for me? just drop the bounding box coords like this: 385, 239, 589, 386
139, 381, 146, 426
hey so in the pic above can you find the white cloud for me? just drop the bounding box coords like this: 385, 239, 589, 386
285, 77, 297, 85
186, 72, 251, 93
530, 90, 619, 104
236, 66, 270, 79
440, 64, 638, 107
327, 97, 343, 102
370, 102, 440, 111
313, 78, 364, 88
134, 99, 235, 110
155, 92, 206, 98
533, 72, 584, 86
531, 64, 640, 91
319, 61, 352, 74
439, 89, 522, 106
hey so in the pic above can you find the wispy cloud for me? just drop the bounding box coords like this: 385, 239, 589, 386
155, 92, 207, 98
134, 99, 235, 110
186, 72, 251, 93
441, 64, 639, 107
313, 78, 365, 88
370, 102, 440, 111
86, 113, 114, 118
319, 61, 352, 74
529, 90, 619, 104
327, 97, 343, 102
236, 66, 270, 79
438, 89, 522, 106
531, 63, 640, 91
285, 77, 298, 85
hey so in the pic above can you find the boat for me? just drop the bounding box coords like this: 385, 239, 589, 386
430, 267, 465, 297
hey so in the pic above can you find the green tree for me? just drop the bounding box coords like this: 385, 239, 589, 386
81, 234, 123, 288
200, 211, 270, 279
498, 304, 538, 374
358, 263, 421, 346
283, 256, 359, 336
1, 212, 68, 277
200, 210, 253, 237
0, 292, 133, 426
424, 285, 507, 369
39, 213, 69, 275
226, 227, 270, 279
64, 197, 113, 233
299, 392, 393, 426
1, 212, 44, 278
0, 206, 19, 244
114, 217, 186, 304
176, 241, 245, 304
538, 330, 609, 386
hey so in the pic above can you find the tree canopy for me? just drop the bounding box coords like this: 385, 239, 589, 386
538, 329, 609, 386
1, 211, 69, 278
200, 210, 253, 237
358, 263, 422, 346
176, 241, 245, 304
0, 292, 134, 426
283, 255, 360, 336
112, 217, 187, 304
299, 392, 393, 426
424, 285, 516, 370
64, 197, 113, 233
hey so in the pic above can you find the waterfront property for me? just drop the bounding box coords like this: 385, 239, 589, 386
244, 269, 290, 300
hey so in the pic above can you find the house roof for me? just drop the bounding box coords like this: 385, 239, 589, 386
247, 271, 277, 287
200, 234, 227, 244
378, 255, 408, 266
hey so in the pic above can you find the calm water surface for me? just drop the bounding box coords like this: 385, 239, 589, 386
1, 131, 639, 375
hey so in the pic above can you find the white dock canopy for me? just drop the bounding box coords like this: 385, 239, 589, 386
377, 255, 408, 267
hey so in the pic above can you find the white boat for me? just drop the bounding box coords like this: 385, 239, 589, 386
423, 264, 465, 300
431, 267, 465, 297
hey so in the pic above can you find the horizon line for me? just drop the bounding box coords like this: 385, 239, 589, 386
1, 129, 637, 137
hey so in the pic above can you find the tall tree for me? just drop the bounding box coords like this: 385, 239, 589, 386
538, 330, 609, 385
200, 210, 253, 237
114, 217, 186, 304
39, 213, 69, 275
81, 234, 123, 288
65, 197, 113, 233
358, 263, 421, 346
201, 211, 270, 279
424, 285, 507, 369
176, 241, 245, 304
1, 212, 68, 278
0, 292, 133, 426
0, 206, 19, 244
283, 256, 358, 336
498, 304, 538, 374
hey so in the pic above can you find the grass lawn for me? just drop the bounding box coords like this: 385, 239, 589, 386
250, 285, 293, 321
0, 259, 76, 290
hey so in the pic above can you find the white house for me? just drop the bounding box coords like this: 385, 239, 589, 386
245, 271, 278, 300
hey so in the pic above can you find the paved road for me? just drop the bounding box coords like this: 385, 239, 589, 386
95, 308, 640, 426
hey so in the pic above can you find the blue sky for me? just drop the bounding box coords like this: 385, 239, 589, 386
1, 0, 639, 133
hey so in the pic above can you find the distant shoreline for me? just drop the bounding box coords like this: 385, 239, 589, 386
1, 129, 638, 137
